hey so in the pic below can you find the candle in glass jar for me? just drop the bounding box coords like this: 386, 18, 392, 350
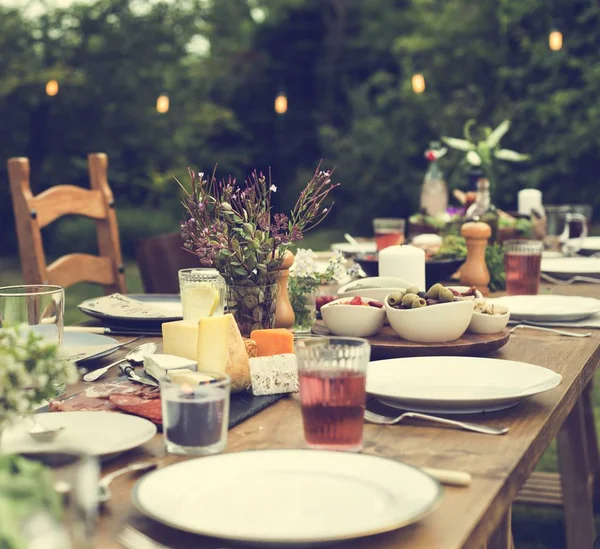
378, 245, 426, 290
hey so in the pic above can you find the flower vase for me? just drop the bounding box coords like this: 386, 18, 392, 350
227, 283, 279, 337
291, 286, 317, 333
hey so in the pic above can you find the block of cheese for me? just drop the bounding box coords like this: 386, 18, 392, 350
249, 328, 294, 357
244, 338, 258, 358
162, 320, 198, 361
197, 314, 251, 393
167, 369, 215, 385
249, 354, 298, 396
144, 354, 197, 381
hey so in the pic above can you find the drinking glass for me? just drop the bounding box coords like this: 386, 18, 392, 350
373, 218, 405, 252
503, 240, 544, 296
160, 372, 230, 455
543, 205, 588, 254
296, 337, 370, 452
178, 268, 226, 322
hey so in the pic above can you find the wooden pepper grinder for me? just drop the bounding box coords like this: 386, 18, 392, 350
275, 250, 295, 329
460, 222, 491, 296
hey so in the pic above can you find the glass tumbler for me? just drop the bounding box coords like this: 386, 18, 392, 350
296, 337, 370, 452
178, 268, 226, 322
373, 218, 406, 252
503, 240, 544, 296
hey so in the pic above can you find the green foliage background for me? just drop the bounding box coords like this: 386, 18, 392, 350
0, 0, 598, 255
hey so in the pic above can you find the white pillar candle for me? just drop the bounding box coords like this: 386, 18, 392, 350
518, 189, 544, 216
378, 245, 426, 290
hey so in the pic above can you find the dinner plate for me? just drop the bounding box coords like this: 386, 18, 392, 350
78, 293, 182, 327
367, 356, 562, 414
133, 450, 441, 546
491, 295, 600, 322
1, 412, 157, 460
541, 257, 600, 279
331, 241, 377, 255
62, 332, 119, 364
569, 236, 600, 254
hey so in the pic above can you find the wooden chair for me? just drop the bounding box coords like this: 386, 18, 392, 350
136, 232, 199, 294
7, 153, 126, 294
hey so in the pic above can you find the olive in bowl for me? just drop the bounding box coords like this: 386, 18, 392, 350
321, 296, 385, 337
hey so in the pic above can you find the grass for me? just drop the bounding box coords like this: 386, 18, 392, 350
2, 226, 600, 547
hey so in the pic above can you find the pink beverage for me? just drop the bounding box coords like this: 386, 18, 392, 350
504, 252, 542, 295
375, 230, 405, 252
299, 370, 366, 451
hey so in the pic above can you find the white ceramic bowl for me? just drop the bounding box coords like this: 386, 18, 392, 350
468, 307, 510, 334
338, 277, 414, 303
321, 297, 385, 337
384, 298, 474, 343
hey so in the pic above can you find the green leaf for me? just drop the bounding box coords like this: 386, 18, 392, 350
485, 120, 510, 148
494, 149, 530, 162
441, 137, 474, 151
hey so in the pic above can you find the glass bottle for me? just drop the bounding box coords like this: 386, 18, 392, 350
420, 142, 448, 216
465, 178, 499, 242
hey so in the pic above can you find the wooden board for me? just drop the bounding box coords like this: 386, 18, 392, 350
312, 320, 510, 359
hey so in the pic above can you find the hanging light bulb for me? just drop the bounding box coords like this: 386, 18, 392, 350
45, 80, 59, 97
274, 91, 288, 115
156, 94, 169, 114
549, 30, 563, 51
412, 73, 426, 94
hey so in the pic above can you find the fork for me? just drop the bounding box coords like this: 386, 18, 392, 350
364, 409, 508, 435
541, 273, 600, 285
509, 324, 592, 338
117, 526, 172, 549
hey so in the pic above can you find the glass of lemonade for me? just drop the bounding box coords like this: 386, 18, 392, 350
178, 268, 225, 322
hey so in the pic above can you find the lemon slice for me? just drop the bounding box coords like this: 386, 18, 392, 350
183, 285, 220, 318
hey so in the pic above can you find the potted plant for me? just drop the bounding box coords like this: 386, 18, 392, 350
180, 164, 338, 336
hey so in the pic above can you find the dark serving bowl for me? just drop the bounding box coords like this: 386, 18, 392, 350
354, 255, 465, 287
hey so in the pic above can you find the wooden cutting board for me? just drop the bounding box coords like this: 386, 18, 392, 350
311, 321, 510, 360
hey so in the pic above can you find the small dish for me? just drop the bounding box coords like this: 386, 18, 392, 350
385, 298, 474, 343
338, 277, 413, 303
321, 297, 385, 337
467, 303, 510, 334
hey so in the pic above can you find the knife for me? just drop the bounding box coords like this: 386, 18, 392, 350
65, 326, 162, 337
119, 363, 159, 387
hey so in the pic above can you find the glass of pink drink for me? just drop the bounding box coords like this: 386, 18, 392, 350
503, 240, 544, 295
295, 337, 370, 452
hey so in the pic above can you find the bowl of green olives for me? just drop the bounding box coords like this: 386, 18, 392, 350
467, 300, 510, 334
384, 284, 475, 343
321, 296, 386, 337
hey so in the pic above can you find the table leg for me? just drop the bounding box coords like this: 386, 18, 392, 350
582, 381, 600, 505
557, 396, 596, 549
486, 507, 514, 549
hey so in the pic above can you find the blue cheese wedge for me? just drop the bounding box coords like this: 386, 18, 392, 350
249, 354, 298, 396
167, 369, 215, 385
144, 354, 197, 381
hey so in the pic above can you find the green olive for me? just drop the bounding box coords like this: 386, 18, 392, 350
401, 293, 419, 307
439, 288, 455, 303
411, 298, 427, 309
387, 291, 405, 307
425, 283, 444, 300
405, 286, 420, 295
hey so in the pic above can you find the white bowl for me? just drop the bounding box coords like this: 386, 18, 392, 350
321, 297, 385, 337
384, 298, 474, 343
468, 307, 510, 334
338, 277, 414, 302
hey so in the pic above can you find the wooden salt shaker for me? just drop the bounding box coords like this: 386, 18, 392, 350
460, 222, 491, 296
274, 250, 295, 329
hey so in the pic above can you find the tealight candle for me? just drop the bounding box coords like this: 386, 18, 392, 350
378, 245, 426, 290
518, 189, 544, 216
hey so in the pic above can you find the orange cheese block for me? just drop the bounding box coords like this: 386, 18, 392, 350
250, 328, 294, 357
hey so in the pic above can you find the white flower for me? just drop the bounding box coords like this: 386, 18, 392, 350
270, 184, 277, 192
252, 268, 258, 275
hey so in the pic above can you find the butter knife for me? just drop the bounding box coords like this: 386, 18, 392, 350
119, 363, 158, 387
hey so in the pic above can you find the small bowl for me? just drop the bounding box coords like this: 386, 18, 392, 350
384, 298, 474, 343
321, 297, 385, 337
468, 305, 510, 334
338, 277, 413, 303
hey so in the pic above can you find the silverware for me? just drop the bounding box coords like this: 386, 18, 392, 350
65, 326, 162, 337
83, 342, 157, 382
119, 363, 159, 387
117, 526, 172, 549
509, 324, 592, 338
541, 273, 600, 285
364, 409, 508, 435
98, 461, 157, 503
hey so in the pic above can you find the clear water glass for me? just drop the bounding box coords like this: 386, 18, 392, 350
160, 372, 230, 455
178, 268, 226, 322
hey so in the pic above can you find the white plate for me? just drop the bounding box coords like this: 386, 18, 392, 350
331, 241, 377, 255
570, 236, 600, 253
62, 332, 119, 364
79, 294, 182, 324
367, 356, 562, 414
541, 257, 600, 278
133, 450, 441, 546
491, 294, 600, 321
1, 412, 157, 459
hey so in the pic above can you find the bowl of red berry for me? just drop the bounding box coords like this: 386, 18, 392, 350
321, 296, 385, 337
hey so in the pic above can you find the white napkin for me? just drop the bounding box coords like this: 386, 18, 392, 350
79, 293, 171, 319
509, 313, 600, 329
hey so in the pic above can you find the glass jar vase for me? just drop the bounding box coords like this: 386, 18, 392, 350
227, 283, 279, 337
290, 285, 317, 333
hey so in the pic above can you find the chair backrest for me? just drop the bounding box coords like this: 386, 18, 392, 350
7, 153, 127, 294
136, 232, 199, 294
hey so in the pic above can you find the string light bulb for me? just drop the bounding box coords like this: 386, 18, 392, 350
274, 91, 288, 115
156, 94, 169, 114
412, 73, 426, 94
45, 80, 59, 97
549, 30, 563, 51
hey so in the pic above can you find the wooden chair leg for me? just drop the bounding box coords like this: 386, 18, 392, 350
557, 396, 596, 549
582, 381, 600, 506
486, 507, 514, 549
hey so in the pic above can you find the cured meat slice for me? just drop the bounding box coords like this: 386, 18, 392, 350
49, 395, 116, 412
84, 380, 160, 400
109, 394, 162, 424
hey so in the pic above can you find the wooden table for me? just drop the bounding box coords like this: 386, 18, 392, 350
74, 284, 600, 549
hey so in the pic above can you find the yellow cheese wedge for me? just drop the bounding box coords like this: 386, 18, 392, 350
161, 320, 198, 361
